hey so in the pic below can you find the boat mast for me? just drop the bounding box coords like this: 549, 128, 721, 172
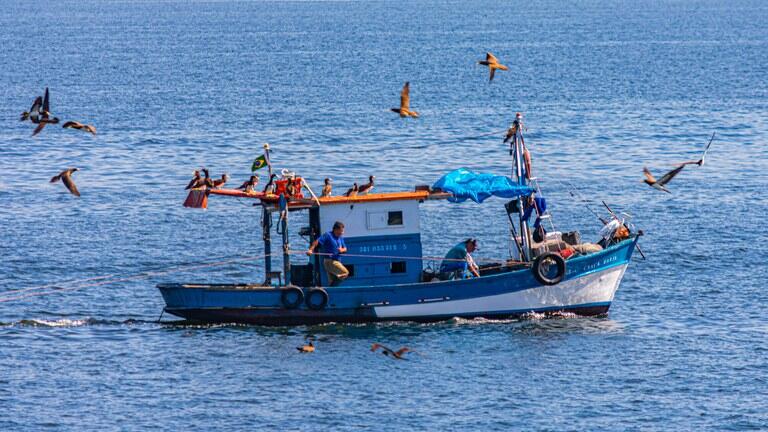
512, 116, 532, 261
278, 194, 291, 286
262, 205, 273, 284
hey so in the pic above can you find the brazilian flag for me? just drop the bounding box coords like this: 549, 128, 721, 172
251, 155, 268, 172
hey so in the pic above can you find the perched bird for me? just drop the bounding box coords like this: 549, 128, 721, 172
642, 165, 687, 193
297, 341, 315, 353
20, 95, 43, 122
31, 88, 60, 136
320, 178, 332, 197
358, 175, 375, 194
370, 343, 416, 360
478, 52, 509, 82
201, 168, 214, 189
344, 183, 358, 197
62, 121, 96, 135
390, 82, 419, 118
236, 175, 259, 193
50, 168, 81, 197
262, 173, 277, 194
185, 170, 202, 190
504, 112, 524, 143
678, 132, 716, 167
212, 174, 229, 189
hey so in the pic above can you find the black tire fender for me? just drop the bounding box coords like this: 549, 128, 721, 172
280, 286, 304, 309
532, 252, 566, 285
305, 288, 329, 310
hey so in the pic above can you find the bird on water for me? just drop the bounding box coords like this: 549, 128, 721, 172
297, 341, 315, 353
50, 168, 81, 197
370, 343, 416, 360
391, 82, 419, 118
63, 121, 97, 135
478, 52, 508, 82
358, 176, 375, 195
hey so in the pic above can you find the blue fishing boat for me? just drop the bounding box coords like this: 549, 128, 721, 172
159, 126, 640, 325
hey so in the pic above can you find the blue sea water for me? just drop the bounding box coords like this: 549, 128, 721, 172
1, 0, 768, 429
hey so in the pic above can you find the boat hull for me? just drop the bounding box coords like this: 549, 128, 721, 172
158, 238, 636, 326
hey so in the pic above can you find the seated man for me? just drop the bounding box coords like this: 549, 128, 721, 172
439, 238, 481, 280
307, 221, 349, 286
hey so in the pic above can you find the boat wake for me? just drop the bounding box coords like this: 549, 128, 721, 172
1, 317, 161, 328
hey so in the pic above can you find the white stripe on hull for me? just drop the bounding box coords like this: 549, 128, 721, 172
374, 264, 628, 318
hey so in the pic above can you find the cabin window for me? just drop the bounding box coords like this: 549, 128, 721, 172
367, 211, 404, 229
390, 261, 406, 273
387, 211, 403, 226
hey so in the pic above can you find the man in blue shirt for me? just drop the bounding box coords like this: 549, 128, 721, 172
307, 221, 349, 286
439, 238, 480, 280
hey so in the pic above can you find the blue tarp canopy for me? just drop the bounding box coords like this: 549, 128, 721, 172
432, 168, 534, 203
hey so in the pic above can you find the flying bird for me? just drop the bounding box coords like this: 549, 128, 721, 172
344, 183, 358, 197
237, 175, 259, 193
370, 343, 416, 360
31, 88, 60, 136
20, 95, 43, 122
678, 132, 716, 167
321, 178, 332, 197
642, 165, 687, 193
63, 121, 96, 135
297, 341, 315, 353
358, 175, 375, 194
391, 82, 419, 118
212, 174, 229, 189
50, 168, 81, 197
478, 52, 509, 82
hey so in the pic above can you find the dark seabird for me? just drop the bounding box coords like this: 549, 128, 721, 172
262, 173, 277, 194
679, 132, 716, 167
62, 121, 97, 135
296, 341, 315, 353
320, 178, 332, 197
201, 168, 214, 189
50, 168, 80, 197
344, 183, 358, 197
185, 170, 201, 190
642, 165, 687, 194
358, 175, 375, 194
370, 343, 416, 360
478, 52, 509, 82
20, 95, 43, 122
212, 174, 229, 189
236, 175, 259, 193
390, 82, 419, 118
31, 88, 60, 136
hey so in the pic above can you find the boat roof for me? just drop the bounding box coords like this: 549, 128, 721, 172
207, 188, 451, 210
